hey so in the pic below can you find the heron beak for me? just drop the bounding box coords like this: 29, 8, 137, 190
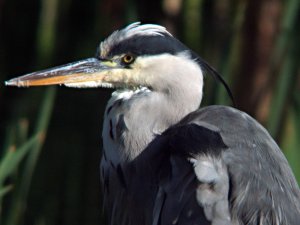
5, 58, 121, 88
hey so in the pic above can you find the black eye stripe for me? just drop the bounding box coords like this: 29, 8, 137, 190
106, 35, 188, 57
96, 34, 189, 60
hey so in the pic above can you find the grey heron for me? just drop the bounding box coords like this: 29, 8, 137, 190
5, 22, 300, 225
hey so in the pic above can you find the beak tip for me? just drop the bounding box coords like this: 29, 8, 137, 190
5, 78, 25, 87
5, 79, 14, 86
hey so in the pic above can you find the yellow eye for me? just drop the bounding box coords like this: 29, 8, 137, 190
122, 54, 135, 64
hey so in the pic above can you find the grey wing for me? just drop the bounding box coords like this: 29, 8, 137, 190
152, 123, 232, 225
102, 105, 300, 225
179, 105, 300, 225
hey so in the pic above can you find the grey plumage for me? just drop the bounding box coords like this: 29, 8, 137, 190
5, 22, 300, 225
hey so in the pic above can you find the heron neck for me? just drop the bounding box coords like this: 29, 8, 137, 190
102, 86, 202, 164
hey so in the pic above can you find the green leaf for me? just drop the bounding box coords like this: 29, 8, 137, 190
0, 134, 40, 185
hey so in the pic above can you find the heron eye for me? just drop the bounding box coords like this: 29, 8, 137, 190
122, 54, 135, 65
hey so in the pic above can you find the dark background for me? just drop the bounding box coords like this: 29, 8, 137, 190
0, 0, 299, 224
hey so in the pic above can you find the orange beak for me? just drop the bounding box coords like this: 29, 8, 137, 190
5, 58, 120, 87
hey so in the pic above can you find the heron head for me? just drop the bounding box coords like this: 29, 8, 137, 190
5, 22, 232, 101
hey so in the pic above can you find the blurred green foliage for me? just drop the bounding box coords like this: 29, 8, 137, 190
0, 0, 299, 224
